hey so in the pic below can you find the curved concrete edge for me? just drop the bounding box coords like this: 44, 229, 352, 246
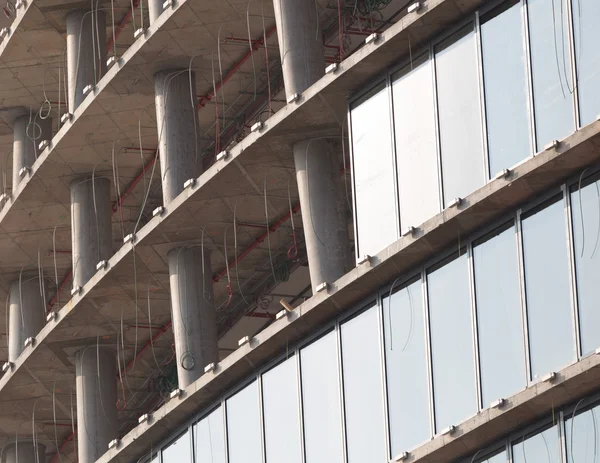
92, 124, 600, 463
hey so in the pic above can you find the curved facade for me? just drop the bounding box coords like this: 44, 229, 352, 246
0, 0, 598, 463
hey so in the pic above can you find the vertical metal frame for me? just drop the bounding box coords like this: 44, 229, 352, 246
376, 291, 392, 460
221, 398, 229, 463
467, 238, 483, 411
257, 373, 266, 463
515, 207, 533, 383
474, 11, 491, 182
558, 410, 567, 463
335, 320, 349, 463
347, 106, 360, 261
522, 0, 538, 155
422, 268, 436, 437
564, 0, 581, 130
563, 185, 581, 362
430, 42, 445, 209
294, 349, 306, 463
386, 73, 402, 239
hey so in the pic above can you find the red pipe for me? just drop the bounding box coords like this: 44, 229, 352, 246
106, 0, 141, 54
213, 202, 300, 283
121, 321, 172, 375
112, 153, 157, 213
197, 25, 277, 110
49, 430, 75, 463
48, 270, 72, 310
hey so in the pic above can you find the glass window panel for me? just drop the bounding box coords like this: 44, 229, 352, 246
571, 175, 600, 355
162, 430, 191, 463
565, 404, 600, 462
226, 381, 262, 463
522, 197, 575, 380
528, 0, 575, 150
341, 305, 386, 463
300, 331, 343, 463
513, 425, 562, 463
383, 279, 430, 454
194, 407, 226, 463
392, 54, 441, 229
573, 0, 600, 126
476, 451, 508, 463
262, 357, 302, 463
435, 24, 485, 205
351, 85, 398, 256
481, 1, 531, 175
428, 253, 477, 431
474, 224, 526, 406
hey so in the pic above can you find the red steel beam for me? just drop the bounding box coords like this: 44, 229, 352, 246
49, 430, 76, 463
106, 0, 141, 54
112, 153, 157, 213
121, 321, 172, 375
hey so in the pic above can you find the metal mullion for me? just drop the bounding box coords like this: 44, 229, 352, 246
376, 291, 392, 460
222, 398, 230, 463
563, 185, 581, 361
422, 269, 436, 437
516, 208, 532, 384
386, 72, 402, 240
565, 0, 581, 130
475, 10, 491, 182
336, 321, 349, 463
347, 106, 360, 261
258, 373, 266, 463
467, 239, 483, 412
522, 0, 538, 155
430, 42, 444, 210
559, 410, 567, 463
295, 348, 306, 463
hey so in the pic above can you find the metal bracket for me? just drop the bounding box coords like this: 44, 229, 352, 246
0, 28, 9, 40
60, 113, 72, 124
106, 56, 118, 68
108, 438, 120, 450
394, 452, 409, 462
138, 413, 151, 424
124, 233, 136, 245
447, 197, 462, 208
46, 311, 57, 323
2, 361, 13, 373
23, 337, 34, 348
152, 206, 165, 217
251, 121, 264, 133
134, 28, 146, 39
494, 168, 511, 180
440, 425, 456, 436
204, 362, 216, 373
18, 166, 31, 178
315, 282, 328, 293
169, 388, 182, 399
407, 1, 422, 13
38, 139, 49, 151
82, 84, 94, 96
544, 140, 560, 151
216, 150, 229, 162
357, 254, 371, 265
490, 398, 505, 409
238, 335, 250, 347
96, 260, 108, 271
70, 286, 82, 296
365, 32, 380, 45
325, 63, 339, 74
286, 93, 300, 104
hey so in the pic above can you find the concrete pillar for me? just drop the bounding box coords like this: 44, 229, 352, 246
75, 347, 117, 463
168, 247, 218, 388
148, 0, 163, 26
294, 139, 351, 288
272, 0, 325, 100
153, 69, 202, 204
66, 9, 107, 113
3, 442, 45, 463
12, 115, 52, 191
8, 276, 46, 362
273, 0, 351, 287
70, 177, 112, 289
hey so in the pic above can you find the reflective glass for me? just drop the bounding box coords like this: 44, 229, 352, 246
162, 429, 191, 463
300, 331, 343, 463
194, 407, 225, 463
571, 175, 600, 355
522, 197, 575, 380
341, 305, 386, 463
528, 0, 575, 150
565, 404, 600, 462
428, 253, 477, 431
435, 24, 485, 205
392, 54, 440, 229
262, 357, 302, 463
573, 0, 600, 126
481, 1, 531, 175
513, 425, 562, 463
226, 381, 262, 463
477, 451, 508, 463
351, 85, 398, 257
383, 279, 430, 454
474, 224, 526, 406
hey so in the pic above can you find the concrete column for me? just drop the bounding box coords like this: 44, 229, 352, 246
8, 276, 47, 362
168, 247, 217, 388
75, 347, 117, 463
272, 0, 325, 100
12, 115, 52, 191
153, 69, 202, 204
294, 139, 351, 288
70, 177, 112, 289
273, 0, 351, 287
66, 9, 107, 113
148, 0, 163, 26
3, 442, 45, 463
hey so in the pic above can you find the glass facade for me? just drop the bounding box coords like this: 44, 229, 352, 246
150, 168, 600, 463
350, 0, 593, 258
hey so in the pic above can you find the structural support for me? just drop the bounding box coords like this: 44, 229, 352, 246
8, 276, 47, 362
70, 177, 112, 289
272, 0, 325, 100
3, 442, 45, 463
66, 9, 107, 113
147, 0, 163, 26
75, 347, 117, 463
153, 69, 202, 204
273, 0, 351, 288
294, 139, 351, 288
168, 247, 218, 388
12, 115, 52, 191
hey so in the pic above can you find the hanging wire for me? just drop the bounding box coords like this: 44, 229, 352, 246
246, 0, 257, 102
263, 176, 277, 284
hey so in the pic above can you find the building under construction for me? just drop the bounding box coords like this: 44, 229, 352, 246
0, 0, 598, 462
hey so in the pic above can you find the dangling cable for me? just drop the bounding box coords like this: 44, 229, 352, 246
217, 25, 226, 127
246, 0, 257, 102
264, 176, 277, 284
261, 2, 272, 115
223, 227, 233, 308
147, 280, 164, 374
286, 180, 297, 260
